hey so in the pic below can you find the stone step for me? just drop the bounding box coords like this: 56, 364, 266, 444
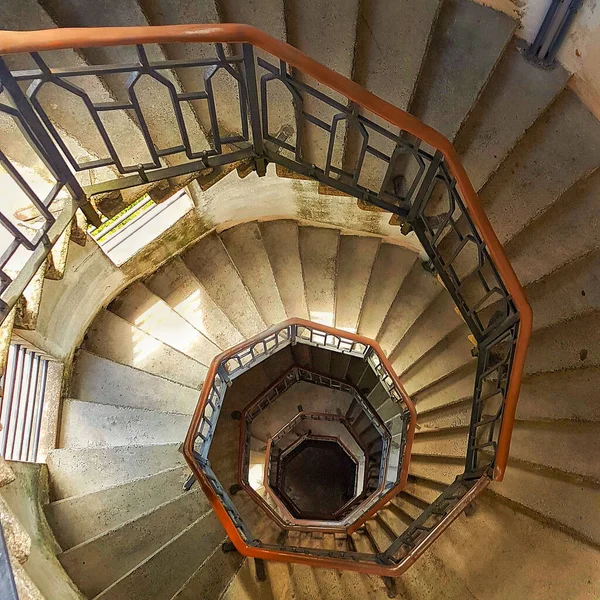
525, 311, 600, 375
479, 88, 600, 246
0, 1, 147, 183
431, 494, 600, 599
335, 235, 380, 332
357, 243, 417, 339
410, 0, 516, 140
45, 465, 189, 550
70, 350, 198, 414
221, 552, 394, 600
220, 222, 287, 326
298, 227, 340, 327
58, 489, 209, 599
376, 260, 442, 357
139, 0, 244, 141
417, 365, 600, 430
46, 443, 184, 500
168, 542, 243, 600
144, 256, 243, 351
525, 247, 600, 333
506, 166, 600, 288
347, 0, 441, 193
259, 220, 309, 320
413, 362, 475, 414
83, 309, 206, 389
403, 477, 446, 505
400, 324, 474, 394
181, 232, 266, 338
285, 0, 359, 170
60, 399, 190, 448
412, 420, 600, 482
108, 282, 220, 367
491, 460, 600, 547
390, 288, 462, 374
42, 0, 210, 165
455, 39, 569, 191
94, 510, 225, 600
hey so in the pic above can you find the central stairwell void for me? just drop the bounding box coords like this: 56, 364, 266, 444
1, 5, 599, 599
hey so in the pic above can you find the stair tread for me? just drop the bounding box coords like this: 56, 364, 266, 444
480, 88, 600, 246
58, 489, 209, 599
411, 0, 516, 140
335, 235, 380, 333
94, 510, 225, 600
358, 243, 417, 339
298, 227, 339, 327
456, 39, 569, 191
46, 466, 190, 551
145, 256, 244, 350
60, 398, 191, 449
220, 222, 287, 326
47, 443, 184, 501
83, 309, 206, 389
182, 232, 266, 338
108, 281, 220, 366
71, 349, 198, 414
259, 220, 309, 320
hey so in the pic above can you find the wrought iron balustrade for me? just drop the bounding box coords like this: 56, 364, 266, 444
0, 24, 532, 577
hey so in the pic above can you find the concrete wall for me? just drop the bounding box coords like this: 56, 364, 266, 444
0, 462, 83, 600
478, 0, 600, 119
18, 165, 422, 363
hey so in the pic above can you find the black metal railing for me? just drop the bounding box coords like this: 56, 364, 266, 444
0, 26, 530, 577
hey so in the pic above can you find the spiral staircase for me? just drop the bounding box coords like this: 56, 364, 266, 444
0, 1, 599, 599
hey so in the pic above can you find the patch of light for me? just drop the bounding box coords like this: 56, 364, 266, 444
131, 325, 162, 366
309, 310, 335, 327
175, 289, 208, 332
338, 325, 358, 334
248, 461, 265, 491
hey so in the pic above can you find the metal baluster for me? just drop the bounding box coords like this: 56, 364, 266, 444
31, 359, 48, 462
1, 345, 25, 458
22, 354, 41, 461
12, 349, 33, 460
0, 344, 17, 431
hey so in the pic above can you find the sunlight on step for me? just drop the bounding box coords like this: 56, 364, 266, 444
173, 289, 209, 331
310, 310, 335, 328
132, 298, 201, 356
249, 454, 266, 491
131, 325, 162, 366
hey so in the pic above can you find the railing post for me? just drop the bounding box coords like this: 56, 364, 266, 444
242, 43, 267, 176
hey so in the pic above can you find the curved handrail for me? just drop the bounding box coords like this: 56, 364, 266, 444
0, 22, 531, 480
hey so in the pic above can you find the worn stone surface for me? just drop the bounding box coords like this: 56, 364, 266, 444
410, 0, 516, 139
0, 494, 31, 564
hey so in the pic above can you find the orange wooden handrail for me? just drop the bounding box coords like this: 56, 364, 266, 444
0, 23, 531, 480
0, 23, 531, 572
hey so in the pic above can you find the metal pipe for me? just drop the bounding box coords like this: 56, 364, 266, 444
1, 345, 25, 458
31, 359, 49, 462
22, 354, 41, 461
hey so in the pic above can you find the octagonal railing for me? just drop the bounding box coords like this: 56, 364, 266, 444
0, 24, 532, 577
238, 365, 392, 530
184, 319, 415, 547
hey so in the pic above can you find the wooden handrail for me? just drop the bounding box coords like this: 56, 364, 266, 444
0, 23, 531, 480
0, 23, 531, 571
